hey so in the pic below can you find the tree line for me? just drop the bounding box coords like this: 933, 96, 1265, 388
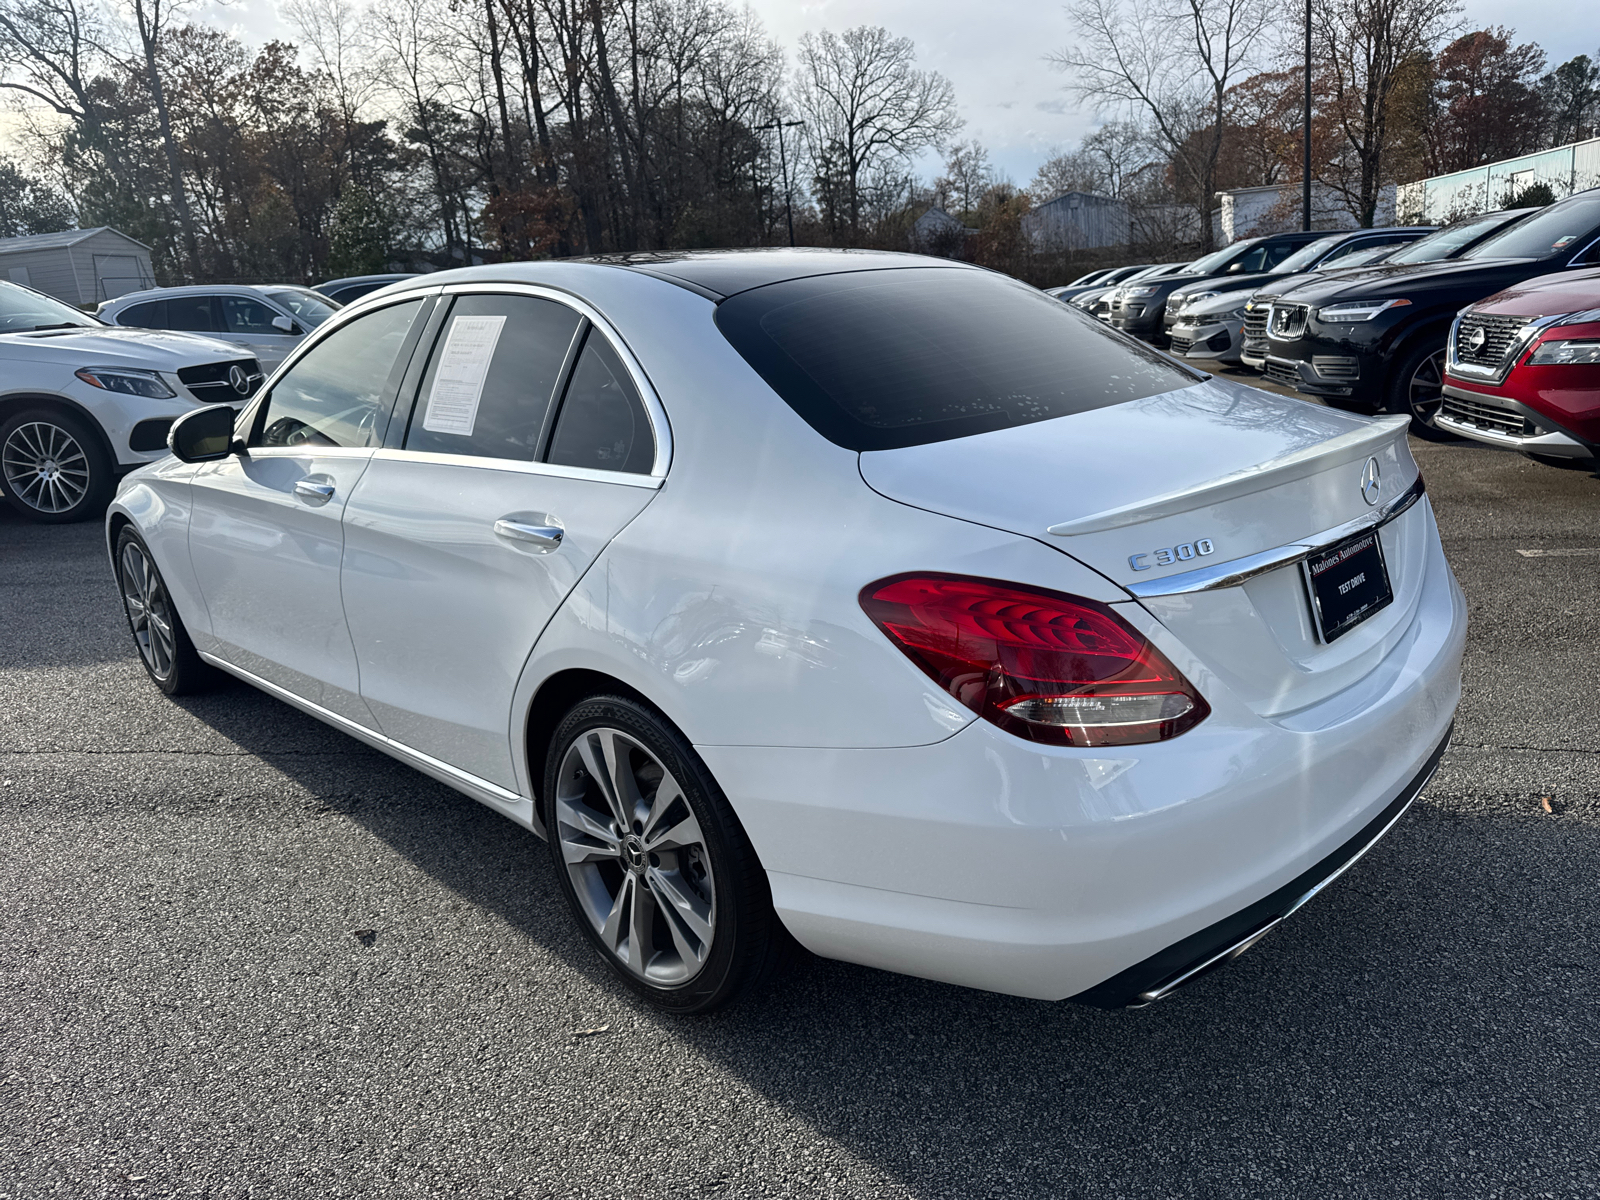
1, 0, 1597, 285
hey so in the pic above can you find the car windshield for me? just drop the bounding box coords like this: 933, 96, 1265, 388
716, 267, 1199, 451
1185, 242, 1253, 276
0, 280, 100, 332
265, 288, 339, 326
1270, 235, 1346, 275
1387, 212, 1523, 264
1465, 194, 1600, 261
1327, 245, 1393, 268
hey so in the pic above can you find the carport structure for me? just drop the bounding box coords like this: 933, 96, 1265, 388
0, 227, 156, 307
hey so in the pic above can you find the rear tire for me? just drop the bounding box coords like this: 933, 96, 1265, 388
0, 406, 115, 523
543, 694, 793, 1013
114, 526, 218, 695
1385, 341, 1456, 440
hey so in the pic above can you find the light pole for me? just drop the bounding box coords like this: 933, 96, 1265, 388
1303, 0, 1312, 232
757, 119, 804, 246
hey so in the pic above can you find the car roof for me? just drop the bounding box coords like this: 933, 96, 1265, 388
103, 283, 284, 306
383, 248, 979, 303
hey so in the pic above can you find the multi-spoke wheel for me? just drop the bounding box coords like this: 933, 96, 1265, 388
113, 527, 215, 695
0, 408, 114, 522
544, 695, 793, 1012
1386, 342, 1455, 440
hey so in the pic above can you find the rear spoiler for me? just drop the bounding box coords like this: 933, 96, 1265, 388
1046, 415, 1411, 537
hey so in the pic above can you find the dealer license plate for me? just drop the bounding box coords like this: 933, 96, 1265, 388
1303, 530, 1393, 642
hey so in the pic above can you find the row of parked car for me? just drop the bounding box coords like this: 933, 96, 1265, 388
0, 273, 418, 522
1053, 190, 1600, 468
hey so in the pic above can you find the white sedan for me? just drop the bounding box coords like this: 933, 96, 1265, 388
106, 251, 1466, 1013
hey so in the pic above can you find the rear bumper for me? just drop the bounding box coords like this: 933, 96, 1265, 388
702, 542, 1467, 1002
1072, 724, 1450, 1007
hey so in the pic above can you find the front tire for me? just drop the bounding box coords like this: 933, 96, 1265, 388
543, 695, 791, 1013
1385, 341, 1455, 440
114, 527, 217, 695
0, 407, 115, 522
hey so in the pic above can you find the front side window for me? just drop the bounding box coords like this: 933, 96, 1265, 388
223, 294, 287, 335
404, 294, 583, 461
716, 267, 1198, 451
257, 300, 424, 449
546, 331, 655, 474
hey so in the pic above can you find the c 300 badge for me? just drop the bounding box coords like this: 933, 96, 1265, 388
1130, 539, 1216, 571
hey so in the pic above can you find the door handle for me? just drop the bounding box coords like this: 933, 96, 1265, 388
493, 517, 564, 551
295, 478, 336, 503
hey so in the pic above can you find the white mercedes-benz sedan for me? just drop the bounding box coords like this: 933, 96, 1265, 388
106, 250, 1466, 1013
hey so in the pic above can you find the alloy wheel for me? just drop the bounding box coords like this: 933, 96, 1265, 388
553, 726, 717, 985
119, 540, 177, 680
2, 420, 92, 514
1407, 349, 1447, 427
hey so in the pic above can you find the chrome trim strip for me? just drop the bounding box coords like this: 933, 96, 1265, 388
367, 447, 663, 488
1135, 918, 1284, 1004
196, 652, 527, 809
1124, 474, 1426, 599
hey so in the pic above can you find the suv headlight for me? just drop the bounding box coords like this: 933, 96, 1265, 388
1527, 339, 1600, 365
75, 367, 177, 398
1315, 298, 1412, 323
1179, 290, 1219, 311
1123, 285, 1160, 298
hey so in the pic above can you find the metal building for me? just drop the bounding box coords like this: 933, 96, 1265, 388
0, 227, 157, 307
1022, 192, 1130, 251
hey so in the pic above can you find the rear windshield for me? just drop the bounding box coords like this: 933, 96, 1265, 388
1466, 194, 1600, 261
715, 267, 1199, 451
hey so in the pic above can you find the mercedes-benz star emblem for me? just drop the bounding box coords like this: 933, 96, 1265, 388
1467, 325, 1487, 353
228, 364, 251, 395
1360, 456, 1382, 506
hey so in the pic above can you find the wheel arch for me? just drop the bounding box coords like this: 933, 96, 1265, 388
521, 667, 655, 835
0, 390, 119, 467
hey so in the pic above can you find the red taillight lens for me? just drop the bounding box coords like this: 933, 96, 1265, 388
860, 573, 1209, 747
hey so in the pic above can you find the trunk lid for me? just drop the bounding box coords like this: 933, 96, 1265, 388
858, 380, 1429, 718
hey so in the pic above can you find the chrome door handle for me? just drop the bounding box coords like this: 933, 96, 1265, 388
294, 478, 335, 503
493, 518, 563, 551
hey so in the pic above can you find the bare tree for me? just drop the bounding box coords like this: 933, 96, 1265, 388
934, 139, 993, 219
1312, 0, 1460, 226
1051, 0, 1275, 249
793, 25, 959, 239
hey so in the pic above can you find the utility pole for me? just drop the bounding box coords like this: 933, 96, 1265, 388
757, 120, 804, 246
1303, 0, 1312, 233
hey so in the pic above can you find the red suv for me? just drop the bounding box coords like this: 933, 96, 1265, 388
1439, 266, 1600, 465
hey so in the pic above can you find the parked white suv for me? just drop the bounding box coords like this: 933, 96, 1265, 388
98, 284, 340, 371
0, 280, 264, 523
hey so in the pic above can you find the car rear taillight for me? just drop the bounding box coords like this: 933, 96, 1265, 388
860, 574, 1209, 747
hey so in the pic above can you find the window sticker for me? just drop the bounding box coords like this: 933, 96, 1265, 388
422, 314, 507, 435
1552, 235, 1577, 249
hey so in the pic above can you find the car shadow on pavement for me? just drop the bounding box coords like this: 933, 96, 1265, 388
177, 681, 1600, 1198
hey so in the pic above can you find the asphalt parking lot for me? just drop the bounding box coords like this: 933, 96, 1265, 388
3, 429, 1598, 1199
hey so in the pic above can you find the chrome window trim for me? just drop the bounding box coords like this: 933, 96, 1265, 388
367, 446, 664, 489
245, 445, 378, 460
435, 280, 672, 479
1124, 474, 1426, 599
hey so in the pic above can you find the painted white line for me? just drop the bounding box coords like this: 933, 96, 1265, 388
1515, 548, 1600, 557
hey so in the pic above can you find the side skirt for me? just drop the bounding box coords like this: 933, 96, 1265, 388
198, 652, 541, 834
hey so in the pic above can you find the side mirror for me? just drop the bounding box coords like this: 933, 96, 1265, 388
271, 314, 295, 333
169, 403, 240, 463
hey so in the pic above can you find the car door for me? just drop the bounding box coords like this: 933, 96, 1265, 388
219, 293, 301, 371
186, 296, 430, 721
339, 287, 664, 791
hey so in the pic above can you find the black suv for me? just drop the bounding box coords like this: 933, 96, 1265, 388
1108, 231, 1326, 344
1250, 193, 1600, 431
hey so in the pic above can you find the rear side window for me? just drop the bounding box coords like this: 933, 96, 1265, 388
715, 268, 1198, 451
167, 295, 221, 332
404, 294, 583, 461
545, 331, 655, 474
117, 300, 165, 328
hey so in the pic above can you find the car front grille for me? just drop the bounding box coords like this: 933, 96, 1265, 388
1169, 335, 1194, 355
1269, 303, 1308, 339
1091, 299, 1111, 317
178, 358, 265, 402
1454, 313, 1530, 369
1440, 392, 1538, 438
